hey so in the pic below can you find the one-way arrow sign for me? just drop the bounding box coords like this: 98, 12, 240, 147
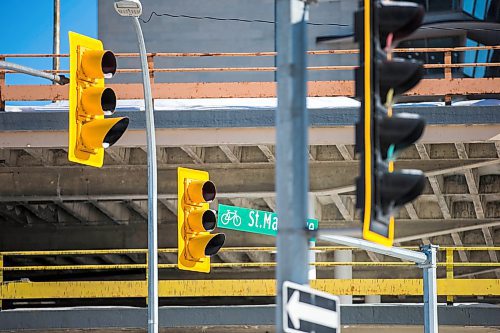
283, 281, 340, 333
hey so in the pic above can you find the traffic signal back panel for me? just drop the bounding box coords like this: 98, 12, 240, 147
178, 167, 225, 273
68, 32, 128, 168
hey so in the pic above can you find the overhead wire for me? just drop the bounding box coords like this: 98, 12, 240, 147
139, 11, 500, 34
139, 11, 349, 26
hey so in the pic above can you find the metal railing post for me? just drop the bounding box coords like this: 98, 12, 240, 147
147, 54, 155, 108
0, 56, 5, 111
145, 252, 149, 306
446, 248, 454, 305
0, 254, 4, 310
420, 244, 439, 333
444, 51, 452, 105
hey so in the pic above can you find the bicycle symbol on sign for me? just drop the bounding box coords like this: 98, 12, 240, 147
220, 209, 242, 227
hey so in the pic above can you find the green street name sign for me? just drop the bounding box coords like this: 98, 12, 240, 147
217, 204, 318, 237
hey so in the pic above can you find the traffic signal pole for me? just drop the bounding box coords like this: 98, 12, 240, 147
0, 61, 69, 85
275, 0, 310, 331
319, 233, 439, 333
132, 17, 158, 333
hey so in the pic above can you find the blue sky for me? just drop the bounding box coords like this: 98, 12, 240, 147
1, 0, 97, 86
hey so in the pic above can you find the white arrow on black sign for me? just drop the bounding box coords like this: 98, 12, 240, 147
283, 281, 340, 333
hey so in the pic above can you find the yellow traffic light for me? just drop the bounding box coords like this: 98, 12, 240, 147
68, 31, 129, 168
178, 167, 225, 273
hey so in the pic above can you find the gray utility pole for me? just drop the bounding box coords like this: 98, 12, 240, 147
275, 0, 310, 332
53, 0, 60, 80
319, 234, 439, 333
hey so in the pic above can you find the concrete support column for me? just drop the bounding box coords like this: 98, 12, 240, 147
334, 249, 352, 304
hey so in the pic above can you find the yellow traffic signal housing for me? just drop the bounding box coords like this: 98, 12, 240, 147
68, 31, 129, 168
178, 167, 225, 273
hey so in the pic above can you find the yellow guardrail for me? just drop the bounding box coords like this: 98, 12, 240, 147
1, 246, 499, 307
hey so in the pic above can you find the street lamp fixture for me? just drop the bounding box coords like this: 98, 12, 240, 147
114, 0, 142, 17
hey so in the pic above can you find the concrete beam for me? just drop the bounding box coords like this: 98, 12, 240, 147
1, 107, 499, 148
262, 197, 276, 212
0, 148, 17, 166
257, 145, 275, 162
219, 145, 241, 164
331, 193, 353, 221
455, 143, 486, 219
395, 220, 500, 243
405, 203, 419, 220
227, 198, 260, 211
23, 148, 54, 166
0, 218, 496, 252
450, 232, 469, 262
1, 304, 499, 329
90, 201, 130, 225
416, 143, 453, 219
105, 148, 130, 165
337, 144, 353, 161
480, 226, 500, 278
124, 200, 148, 221
52, 202, 88, 224
180, 147, 204, 164
159, 199, 177, 217
1, 159, 497, 202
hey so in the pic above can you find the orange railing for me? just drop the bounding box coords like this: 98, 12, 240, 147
1, 45, 499, 108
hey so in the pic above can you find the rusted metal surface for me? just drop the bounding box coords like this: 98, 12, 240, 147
405, 78, 500, 96
3, 77, 498, 100
2, 279, 500, 299
1, 46, 499, 104
1, 248, 500, 299
2, 45, 499, 58
0, 56, 5, 111
3, 62, 499, 75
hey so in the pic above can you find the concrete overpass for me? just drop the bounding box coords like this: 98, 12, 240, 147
0, 42, 499, 333
0, 102, 499, 289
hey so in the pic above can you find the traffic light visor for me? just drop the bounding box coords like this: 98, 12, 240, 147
205, 233, 226, 256
187, 180, 217, 203
380, 169, 425, 211
81, 50, 117, 79
379, 1, 424, 47
379, 58, 424, 103
81, 117, 129, 149
82, 87, 117, 116
379, 113, 425, 159
187, 209, 217, 232
187, 233, 226, 258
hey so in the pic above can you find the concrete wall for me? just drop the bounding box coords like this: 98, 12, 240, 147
98, 0, 357, 83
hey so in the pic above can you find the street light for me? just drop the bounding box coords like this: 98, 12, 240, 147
114, 0, 142, 17
113, 2, 158, 333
